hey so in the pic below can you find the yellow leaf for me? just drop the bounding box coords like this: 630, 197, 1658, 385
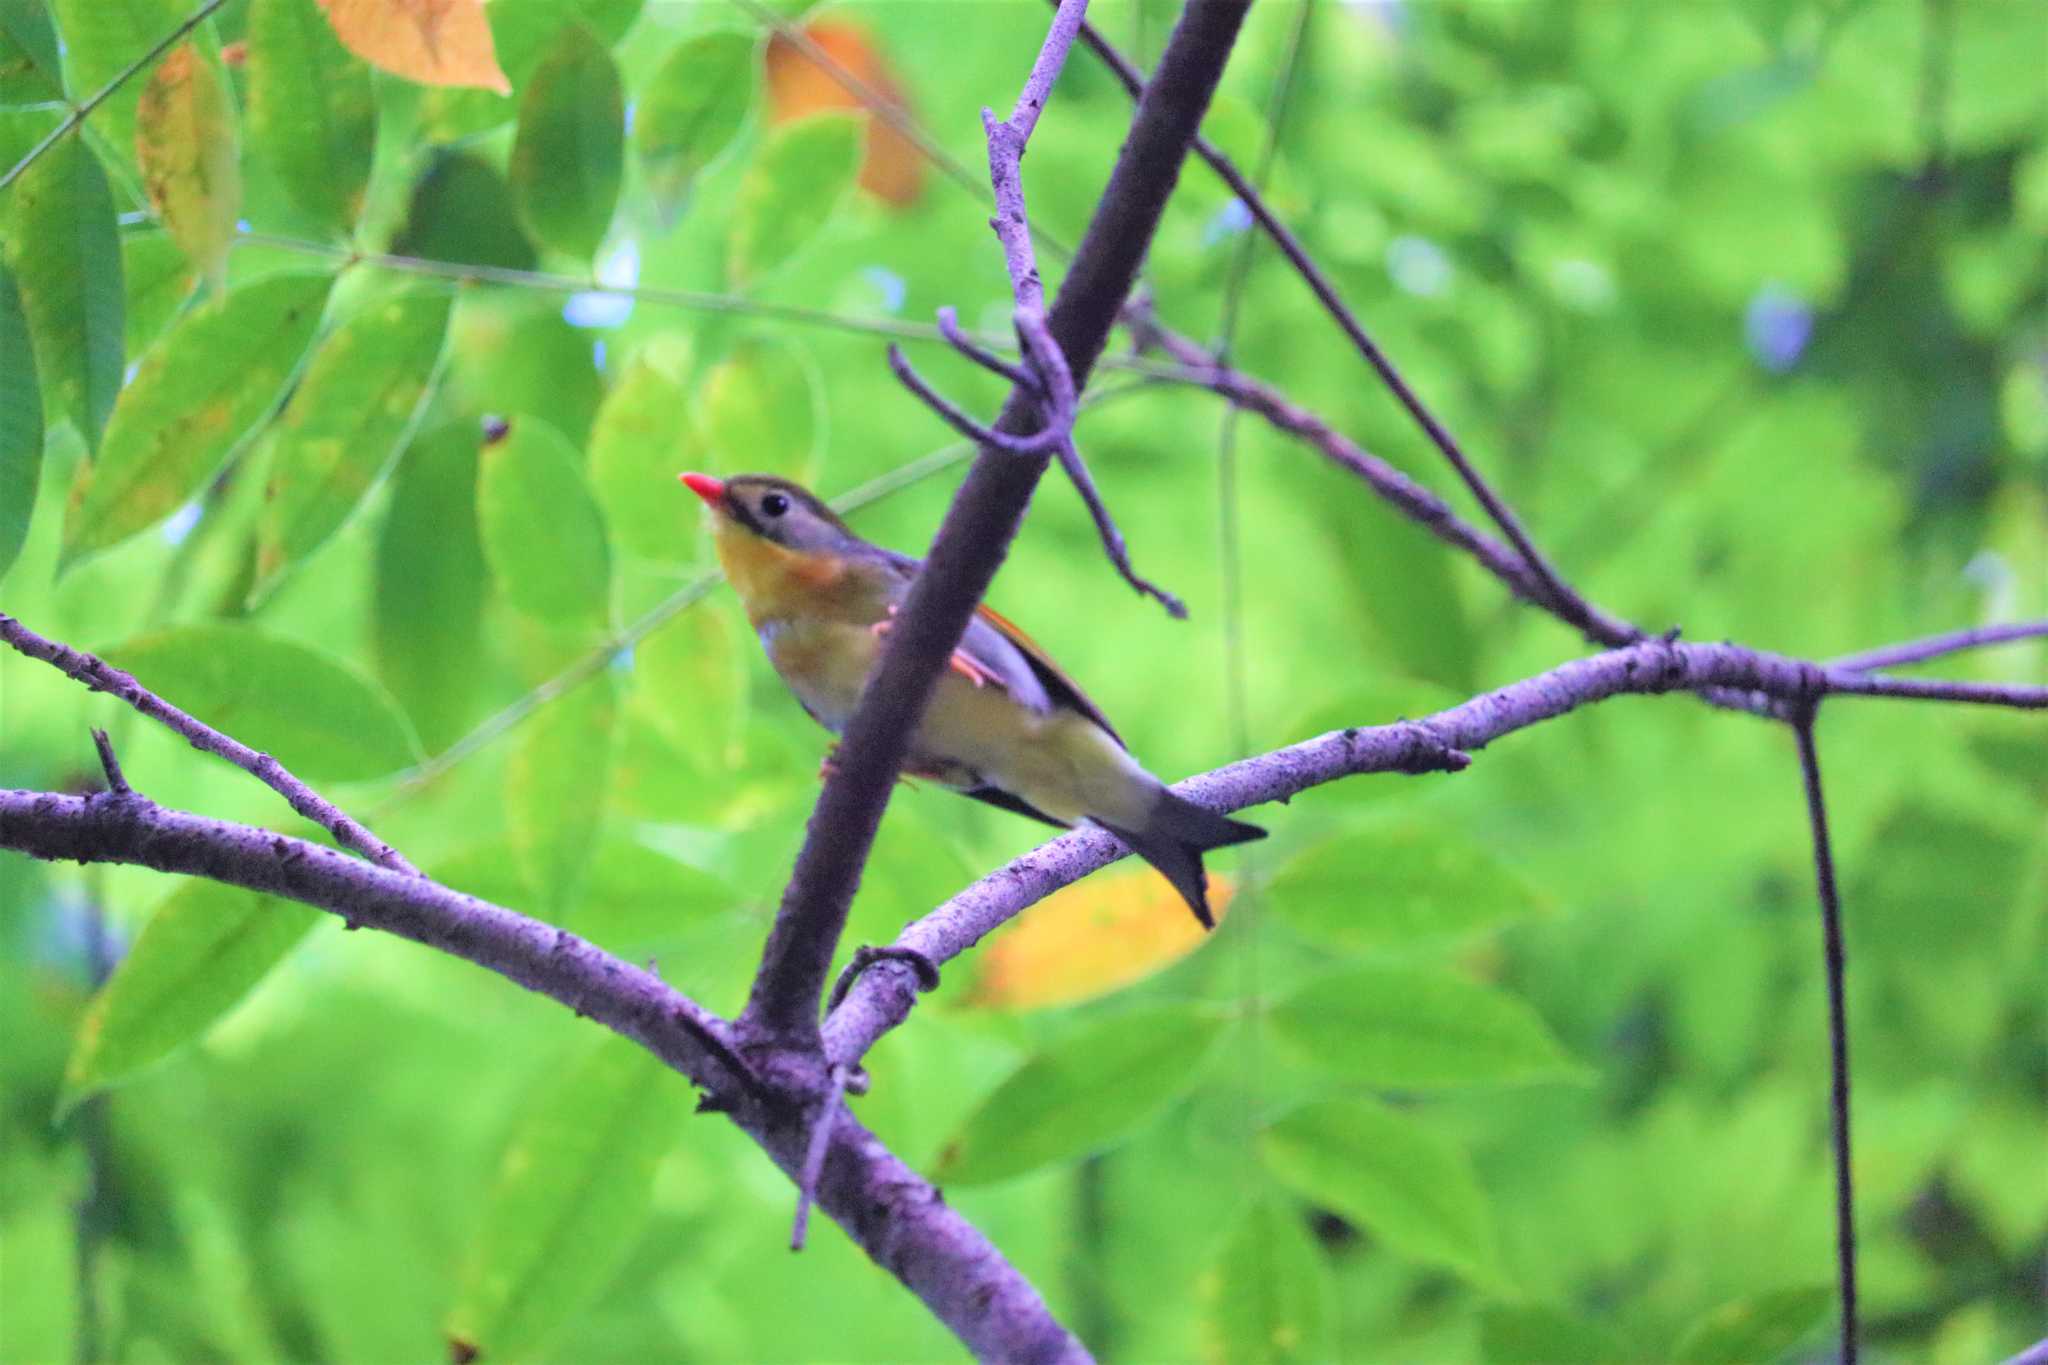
316, 0, 509, 94
764, 21, 923, 209
135, 44, 240, 290
961, 869, 1235, 1012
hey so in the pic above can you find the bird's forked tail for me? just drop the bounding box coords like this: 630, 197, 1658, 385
1102, 788, 1265, 929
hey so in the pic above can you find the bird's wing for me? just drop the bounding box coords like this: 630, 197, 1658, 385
875, 548, 1124, 747
964, 603, 1125, 749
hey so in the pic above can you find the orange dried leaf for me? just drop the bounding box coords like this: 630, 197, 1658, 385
961, 869, 1235, 1012
316, 0, 509, 94
764, 21, 922, 208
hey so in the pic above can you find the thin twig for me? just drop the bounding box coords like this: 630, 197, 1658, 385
89, 730, 130, 797
1067, 9, 1616, 644
1130, 320, 1645, 644
938, 306, 1038, 390
789, 1064, 850, 1251
0, 613, 419, 874
1791, 704, 1859, 1365
887, 344, 1070, 456
740, 0, 1251, 1045
1831, 620, 2048, 673
1047, 436, 1186, 617
888, 16, 1186, 615
0, 0, 229, 193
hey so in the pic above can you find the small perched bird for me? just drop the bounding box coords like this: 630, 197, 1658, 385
679, 472, 1264, 926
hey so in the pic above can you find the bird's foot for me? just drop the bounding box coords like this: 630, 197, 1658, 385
827, 944, 941, 1012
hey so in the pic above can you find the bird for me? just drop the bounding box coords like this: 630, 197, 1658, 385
678, 471, 1265, 927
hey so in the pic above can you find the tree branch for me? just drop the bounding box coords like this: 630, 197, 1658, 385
1830, 620, 2047, 672
739, 0, 1253, 1045
1066, 9, 1612, 642
1791, 706, 1859, 1365
1, 612, 419, 875
0, 789, 1086, 1363
1125, 324, 1646, 645
821, 635, 2047, 1064
0, 0, 228, 193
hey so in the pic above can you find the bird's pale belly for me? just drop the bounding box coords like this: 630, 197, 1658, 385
759, 616, 1151, 827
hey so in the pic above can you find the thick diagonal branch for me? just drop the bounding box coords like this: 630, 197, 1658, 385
739, 0, 1253, 1044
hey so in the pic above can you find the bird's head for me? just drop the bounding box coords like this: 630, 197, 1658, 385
678, 473, 857, 555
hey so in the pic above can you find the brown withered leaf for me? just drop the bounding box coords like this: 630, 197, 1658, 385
764, 21, 923, 208
316, 0, 509, 94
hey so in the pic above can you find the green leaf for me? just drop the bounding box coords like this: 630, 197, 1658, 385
0, 0, 62, 102
1268, 965, 1584, 1088
588, 354, 698, 561
120, 230, 195, 356
375, 424, 490, 754
702, 335, 820, 480
58, 882, 320, 1117
1480, 1306, 1630, 1365
506, 674, 618, 917
392, 153, 538, 272
134, 43, 239, 289
448, 1035, 684, 1364
253, 289, 451, 600
1261, 1098, 1504, 1287
509, 24, 622, 263
1329, 495, 1480, 694
1266, 818, 1544, 950
0, 262, 41, 582
1853, 804, 2028, 961
48, 0, 189, 171
432, 836, 738, 948
2, 136, 123, 452
628, 598, 747, 772
490, 0, 641, 88
1201, 1200, 1335, 1365
727, 112, 861, 287
934, 1005, 1226, 1186
634, 31, 755, 226
99, 624, 419, 783
476, 415, 612, 625
1671, 1287, 1832, 1365
62, 271, 331, 569
446, 298, 603, 441
244, 0, 375, 232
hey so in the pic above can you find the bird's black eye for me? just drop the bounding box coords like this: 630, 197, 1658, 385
761, 492, 791, 517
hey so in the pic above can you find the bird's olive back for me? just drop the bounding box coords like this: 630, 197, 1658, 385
722, 476, 857, 553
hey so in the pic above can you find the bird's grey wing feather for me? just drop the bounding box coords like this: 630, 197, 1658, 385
873, 549, 1055, 714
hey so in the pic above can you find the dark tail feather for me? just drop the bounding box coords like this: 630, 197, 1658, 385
1102, 790, 1265, 930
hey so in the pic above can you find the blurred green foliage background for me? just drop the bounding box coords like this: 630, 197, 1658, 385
2, 0, 2043, 1359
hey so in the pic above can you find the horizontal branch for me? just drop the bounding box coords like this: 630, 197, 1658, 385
1, 612, 418, 875
821, 635, 2047, 1064
1831, 620, 2048, 672
0, 789, 1083, 1362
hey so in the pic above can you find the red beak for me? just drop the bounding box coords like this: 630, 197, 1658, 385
679, 472, 725, 506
